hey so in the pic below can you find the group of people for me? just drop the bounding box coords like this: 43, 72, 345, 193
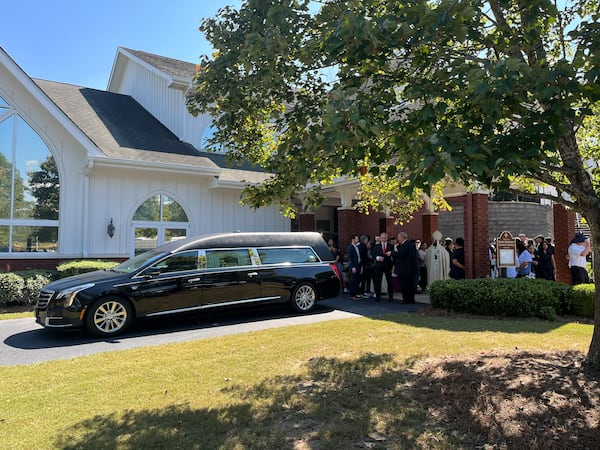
331, 230, 592, 299
489, 232, 592, 285
488, 233, 557, 280
329, 231, 467, 304
515, 235, 557, 280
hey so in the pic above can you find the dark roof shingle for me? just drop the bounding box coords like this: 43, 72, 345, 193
122, 48, 197, 79
33, 78, 268, 181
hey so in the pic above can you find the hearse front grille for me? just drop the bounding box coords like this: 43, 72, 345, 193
36, 290, 55, 309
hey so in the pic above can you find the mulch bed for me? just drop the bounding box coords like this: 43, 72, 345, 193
407, 349, 600, 449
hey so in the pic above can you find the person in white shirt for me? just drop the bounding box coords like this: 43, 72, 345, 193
568, 233, 591, 285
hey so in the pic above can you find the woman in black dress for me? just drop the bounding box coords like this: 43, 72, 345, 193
534, 240, 556, 280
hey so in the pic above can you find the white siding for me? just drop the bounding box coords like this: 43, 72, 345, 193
114, 60, 209, 149
1, 48, 288, 262
85, 165, 289, 258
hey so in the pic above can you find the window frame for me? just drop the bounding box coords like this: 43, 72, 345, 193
0, 99, 60, 254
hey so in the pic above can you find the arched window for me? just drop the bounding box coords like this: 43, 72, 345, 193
0, 96, 59, 253
131, 194, 189, 255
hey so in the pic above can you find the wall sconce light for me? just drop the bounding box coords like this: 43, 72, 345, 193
107, 218, 115, 238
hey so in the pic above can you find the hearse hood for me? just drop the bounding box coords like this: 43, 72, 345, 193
43, 270, 129, 291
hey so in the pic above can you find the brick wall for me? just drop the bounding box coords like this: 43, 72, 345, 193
553, 204, 576, 284
337, 209, 361, 251
297, 213, 316, 232
421, 213, 439, 245
439, 203, 465, 240
441, 201, 553, 243
471, 194, 490, 279
488, 202, 553, 239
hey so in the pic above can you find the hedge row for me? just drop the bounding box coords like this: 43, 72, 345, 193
429, 278, 595, 320
2, 264, 597, 319
570, 284, 595, 318
0, 272, 51, 306
1, 260, 118, 306
56, 260, 118, 278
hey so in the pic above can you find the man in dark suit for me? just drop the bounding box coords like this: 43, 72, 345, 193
358, 235, 370, 296
346, 234, 362, 300
393, 231, 419, 303
372, 232, 394, 302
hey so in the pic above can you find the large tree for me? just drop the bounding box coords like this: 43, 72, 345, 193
187, 0, 600, 367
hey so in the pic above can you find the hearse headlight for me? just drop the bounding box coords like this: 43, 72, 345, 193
56, 283, 95, 307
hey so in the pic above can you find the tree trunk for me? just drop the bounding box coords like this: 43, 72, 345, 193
586, 212, 600, 371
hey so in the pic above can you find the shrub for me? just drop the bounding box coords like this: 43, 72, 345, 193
0, 272, 51, 306
429, 278, 572, 320
570, 284, 595, 318
15, 269, 58, 282
0, 273, 25, 306
23, 274, 51, 305
56, 260, 118, 278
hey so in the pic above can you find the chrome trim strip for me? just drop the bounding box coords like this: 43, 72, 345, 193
121, 264, 329, 287
145, 296, 282, 317
44, 317, 74, 328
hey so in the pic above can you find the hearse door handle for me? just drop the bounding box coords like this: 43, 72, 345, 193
247, 272, 259, 278
188, 278, 201, 283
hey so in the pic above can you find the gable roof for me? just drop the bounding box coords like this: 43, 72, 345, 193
34, 79, 212, 164
33, 79, 268, 182
0, 46, 103, 158
122, 48, 197, 79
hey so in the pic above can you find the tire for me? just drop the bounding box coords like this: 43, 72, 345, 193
85, 297, 133, 337
290, 282, 317, 313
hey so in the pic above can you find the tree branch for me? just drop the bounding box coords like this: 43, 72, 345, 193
487, 0, 527, 63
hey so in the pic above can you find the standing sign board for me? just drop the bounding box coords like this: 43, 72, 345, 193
496, 231, 517, 268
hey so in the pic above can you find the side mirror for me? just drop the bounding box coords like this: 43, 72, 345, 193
142, 267, 162, 278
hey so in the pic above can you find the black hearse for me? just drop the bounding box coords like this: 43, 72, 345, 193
35, 232, 341, 337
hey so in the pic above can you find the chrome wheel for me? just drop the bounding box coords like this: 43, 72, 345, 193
86, 298, 132, 337
291, 283, 317, 312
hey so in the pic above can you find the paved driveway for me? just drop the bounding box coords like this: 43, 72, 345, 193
0, 293, 429, 367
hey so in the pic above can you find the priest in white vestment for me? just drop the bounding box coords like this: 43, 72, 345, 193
426, 231, 450, 288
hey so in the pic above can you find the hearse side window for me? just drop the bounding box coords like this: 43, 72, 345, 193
205, 249, 252, 269
257, 247, 319, 264
154, 250, 199, 273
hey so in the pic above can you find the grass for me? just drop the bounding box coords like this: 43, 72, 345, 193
0, 311, 596, 449
0, 311, 33, 320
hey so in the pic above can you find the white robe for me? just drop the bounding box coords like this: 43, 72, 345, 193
425, 242, 450, 287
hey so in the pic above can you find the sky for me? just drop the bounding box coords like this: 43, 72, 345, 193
2, 0, 242, 90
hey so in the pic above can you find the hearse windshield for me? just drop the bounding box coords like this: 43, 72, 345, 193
111, 248, 167, 274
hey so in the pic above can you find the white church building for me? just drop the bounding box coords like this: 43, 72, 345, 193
0, 47, 289, 271
1, 45, 569, 281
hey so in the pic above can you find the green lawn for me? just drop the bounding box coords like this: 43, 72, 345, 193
0, 312, 594, 449
0, 311, 33, 320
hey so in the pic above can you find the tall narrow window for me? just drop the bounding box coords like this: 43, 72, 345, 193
132, 194, 189, 255
0, 96, 59, 253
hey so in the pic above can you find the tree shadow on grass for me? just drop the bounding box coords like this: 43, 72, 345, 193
54, 351, 600, 449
